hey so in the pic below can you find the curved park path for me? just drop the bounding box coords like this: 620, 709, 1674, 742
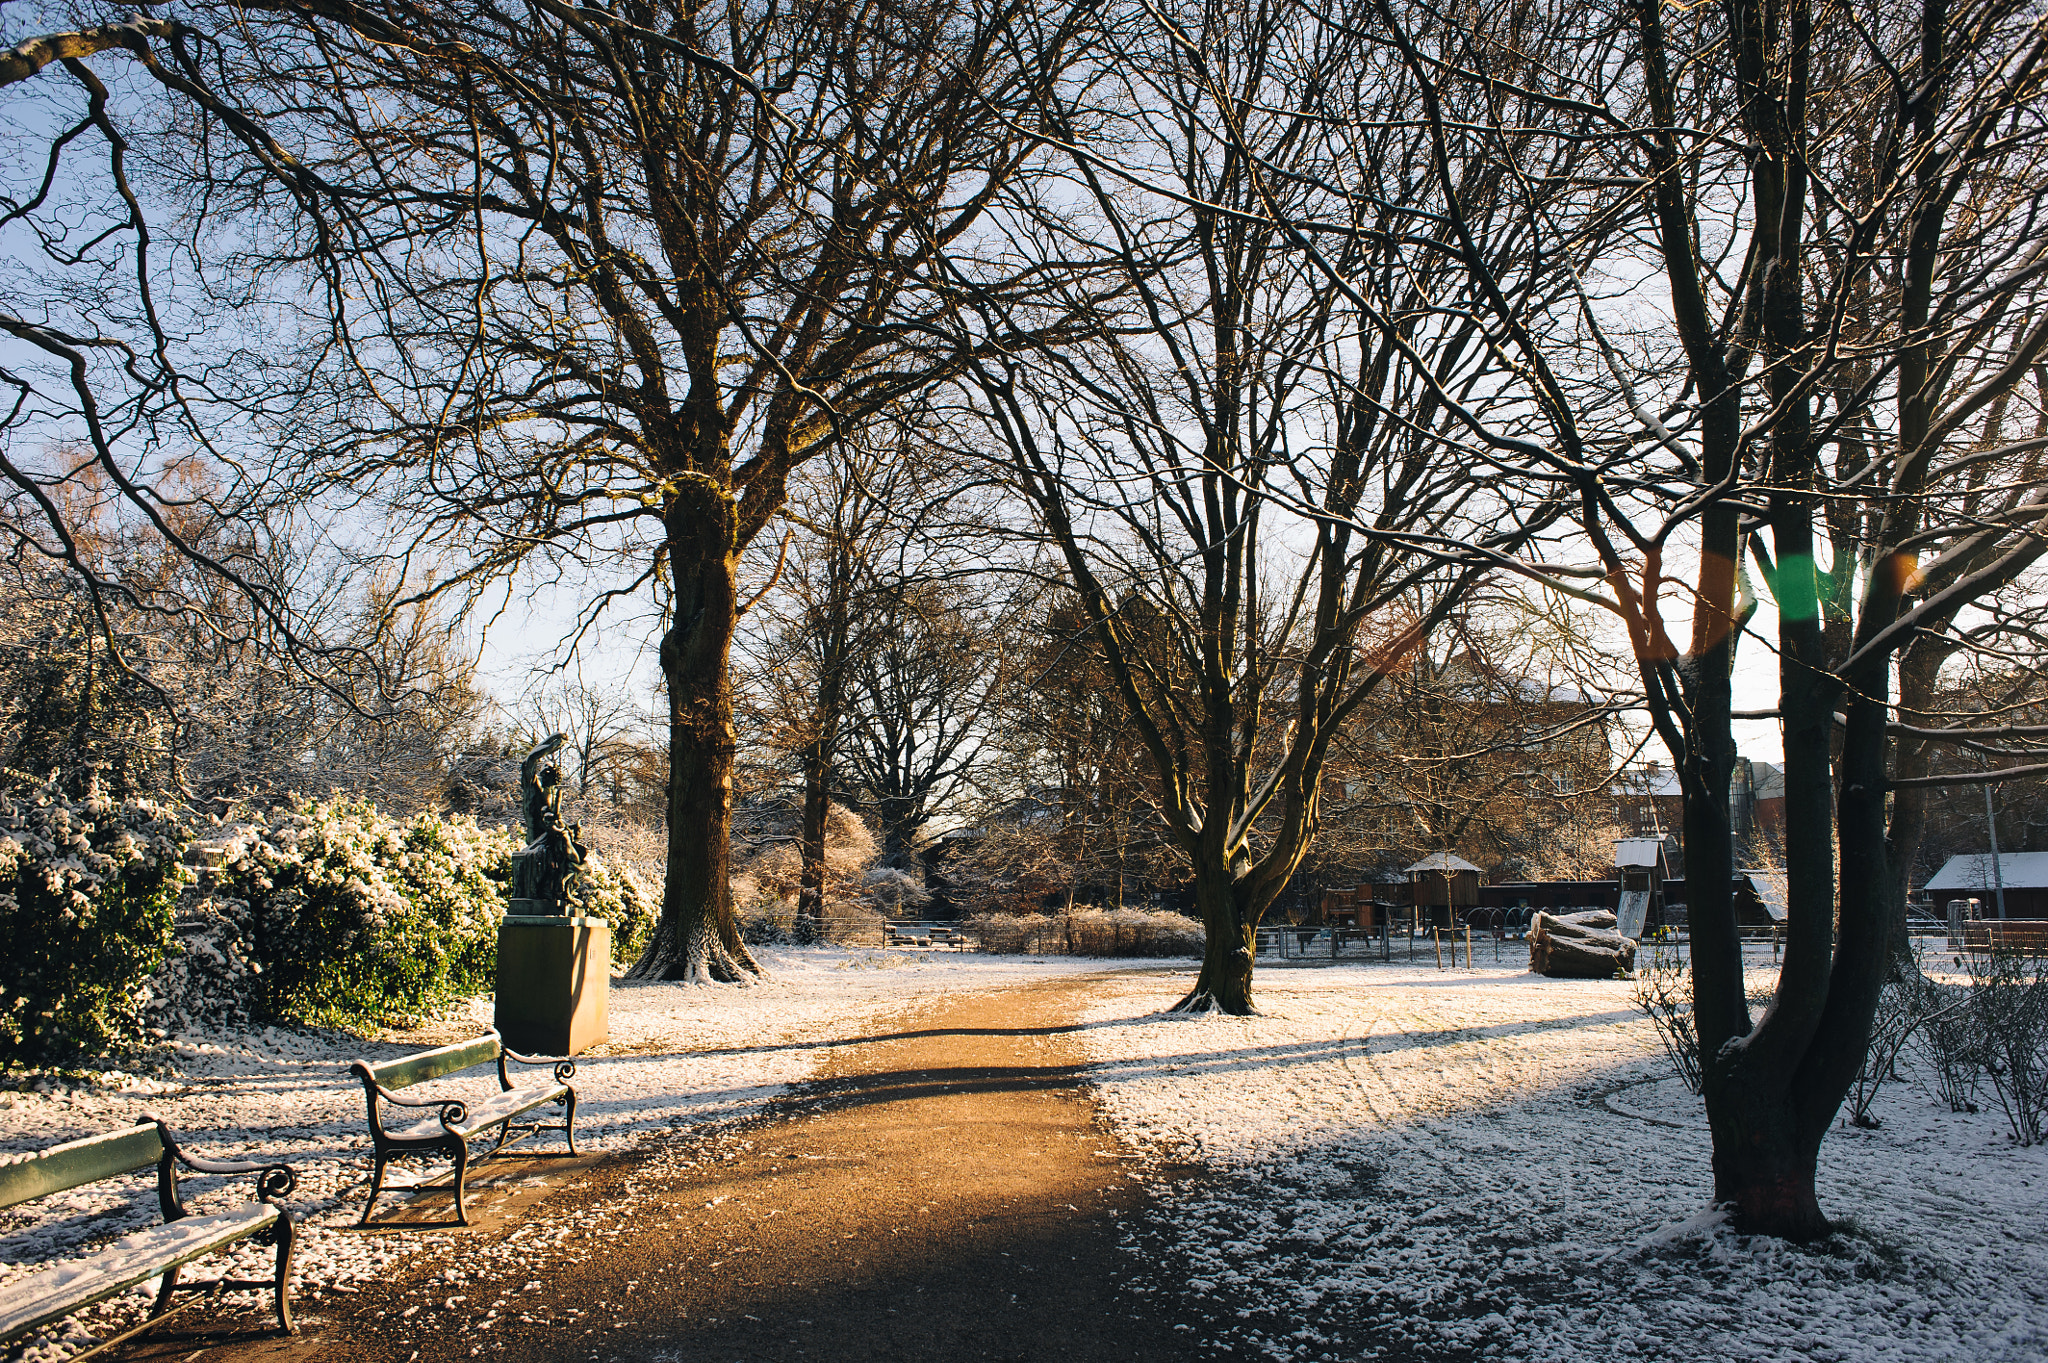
134, 971, 1193, 1363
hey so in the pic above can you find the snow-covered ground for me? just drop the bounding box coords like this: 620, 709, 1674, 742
8, 946, 2046, 1363
0, 947, 1112, 1361
1080, 951, 2048, 1363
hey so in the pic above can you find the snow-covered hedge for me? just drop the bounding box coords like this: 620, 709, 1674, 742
0, 781, 190, 1067
214, 797, 519, 1028
965, 907, 1203, 956
573, 853, 659, 963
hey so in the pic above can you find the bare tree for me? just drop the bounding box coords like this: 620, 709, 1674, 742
938, 0, 1581, 1012
513, 681, 642, 801
152, 0, 1088, 980
840, 575, 1019, 868
0, 8, 492, 803
1303, 0, 2048, 1236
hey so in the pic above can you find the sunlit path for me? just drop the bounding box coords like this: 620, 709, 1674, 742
133, 971, 1194, 1363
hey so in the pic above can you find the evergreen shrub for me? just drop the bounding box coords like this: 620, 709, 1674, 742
572, 854, 658, 964
216, 797, 517, 1027
0, 781, 190, 1067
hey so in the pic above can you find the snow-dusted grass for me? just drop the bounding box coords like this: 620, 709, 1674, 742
1081, 950, 2048, 1362
0, 946, 1119, 1360
11, 946, 2044, 1363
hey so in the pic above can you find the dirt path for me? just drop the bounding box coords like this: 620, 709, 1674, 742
131, 970, 1194, 1363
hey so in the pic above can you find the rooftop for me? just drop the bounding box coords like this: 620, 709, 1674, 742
1926, 852, 2048, 893
1404, 852, 1482, 875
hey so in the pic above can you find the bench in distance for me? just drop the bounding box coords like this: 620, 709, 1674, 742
0, 1115, 296, 1360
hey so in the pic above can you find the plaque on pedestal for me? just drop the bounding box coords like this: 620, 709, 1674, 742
494, 915, 610, 1056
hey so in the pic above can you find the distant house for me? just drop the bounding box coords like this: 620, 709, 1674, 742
1405, 852, 1481, 927
1926, 853, 2048, 919
1612, 757, 1781, 866
1657, 872, 1787, 927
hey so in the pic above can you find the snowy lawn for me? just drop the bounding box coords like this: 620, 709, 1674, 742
0, 946, 1120, 1361
1081, 950, 2048, 1363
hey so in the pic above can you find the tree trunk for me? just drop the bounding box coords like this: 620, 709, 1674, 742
628, 476, 761, 982
795, 749, 830, 944
1705, 1102, 1830, 1240
1174, 866, 1255, 1014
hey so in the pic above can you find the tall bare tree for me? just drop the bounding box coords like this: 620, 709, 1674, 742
1305, 0, 2048, 1236
156, 0, 1086, 979
940, 0, 1583, 1011
0, 8, 495, 802
840, 574, 1019, 867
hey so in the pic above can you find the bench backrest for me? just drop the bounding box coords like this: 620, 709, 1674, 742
360, 1034, 502, 1092
0, 1124, 164, 1210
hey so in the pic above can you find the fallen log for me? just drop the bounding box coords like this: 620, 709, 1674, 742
1529, 910, 1636, 978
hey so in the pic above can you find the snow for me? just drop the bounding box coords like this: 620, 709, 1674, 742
0, 1204, 278, 1340
0, 947, 1112, 1360
7, 943, 2047, 1363
1079, 950, 2048, 1362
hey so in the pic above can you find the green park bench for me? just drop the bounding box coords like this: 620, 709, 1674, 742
0, 1116, 297, 1359
350, 1031, 580, 1227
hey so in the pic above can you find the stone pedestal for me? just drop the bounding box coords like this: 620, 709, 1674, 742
493, 915, 610, 1056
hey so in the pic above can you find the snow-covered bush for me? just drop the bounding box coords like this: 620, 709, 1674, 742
965, 907, 1202, 957
573, 853, 659, 963
214, 797, 518, 1028
0, 780, 190, 1067
1913, 976, 1981, 1113
1967, 947, 2048, 1146
864, 865, 931, 916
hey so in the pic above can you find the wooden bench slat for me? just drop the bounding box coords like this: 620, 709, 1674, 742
362, 1036, 503, 1092
0, 1203, 279, 1341
389, 1084, 570, 1143
0, 1127, 164, 1212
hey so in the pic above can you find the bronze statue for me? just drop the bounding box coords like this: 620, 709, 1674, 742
513, 734, 586, 912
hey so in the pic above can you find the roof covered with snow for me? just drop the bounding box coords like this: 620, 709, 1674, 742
1741, 869, 1789, 921
1616, 838, 1670, 869
1926, 852, 2048, 892
1404, 852, 1482, 875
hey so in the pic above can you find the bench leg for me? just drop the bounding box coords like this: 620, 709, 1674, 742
451, 1141, 471, 1227
562, 1089, 580, 1156
360, 1152, 390, 1226
152, 1264, 181, 1318
272, 1213, 298, 1335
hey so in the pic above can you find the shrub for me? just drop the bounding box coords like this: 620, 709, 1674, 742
215, 797, 517, 1028
1913, 974, 1981, 1113
1846, 978, 1931, 1128
0, 780, 190, 1067
1629, 940, 1701, 1094
1966, 947, 2048, 1146
1627, 945, 1780, 1095
573, 854, 658, 964
965, 907, 1203, 957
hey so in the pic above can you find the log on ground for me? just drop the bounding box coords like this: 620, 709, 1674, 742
1528, 910, 1635, 979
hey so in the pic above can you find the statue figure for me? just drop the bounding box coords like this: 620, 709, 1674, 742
513, 734, 586, 912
